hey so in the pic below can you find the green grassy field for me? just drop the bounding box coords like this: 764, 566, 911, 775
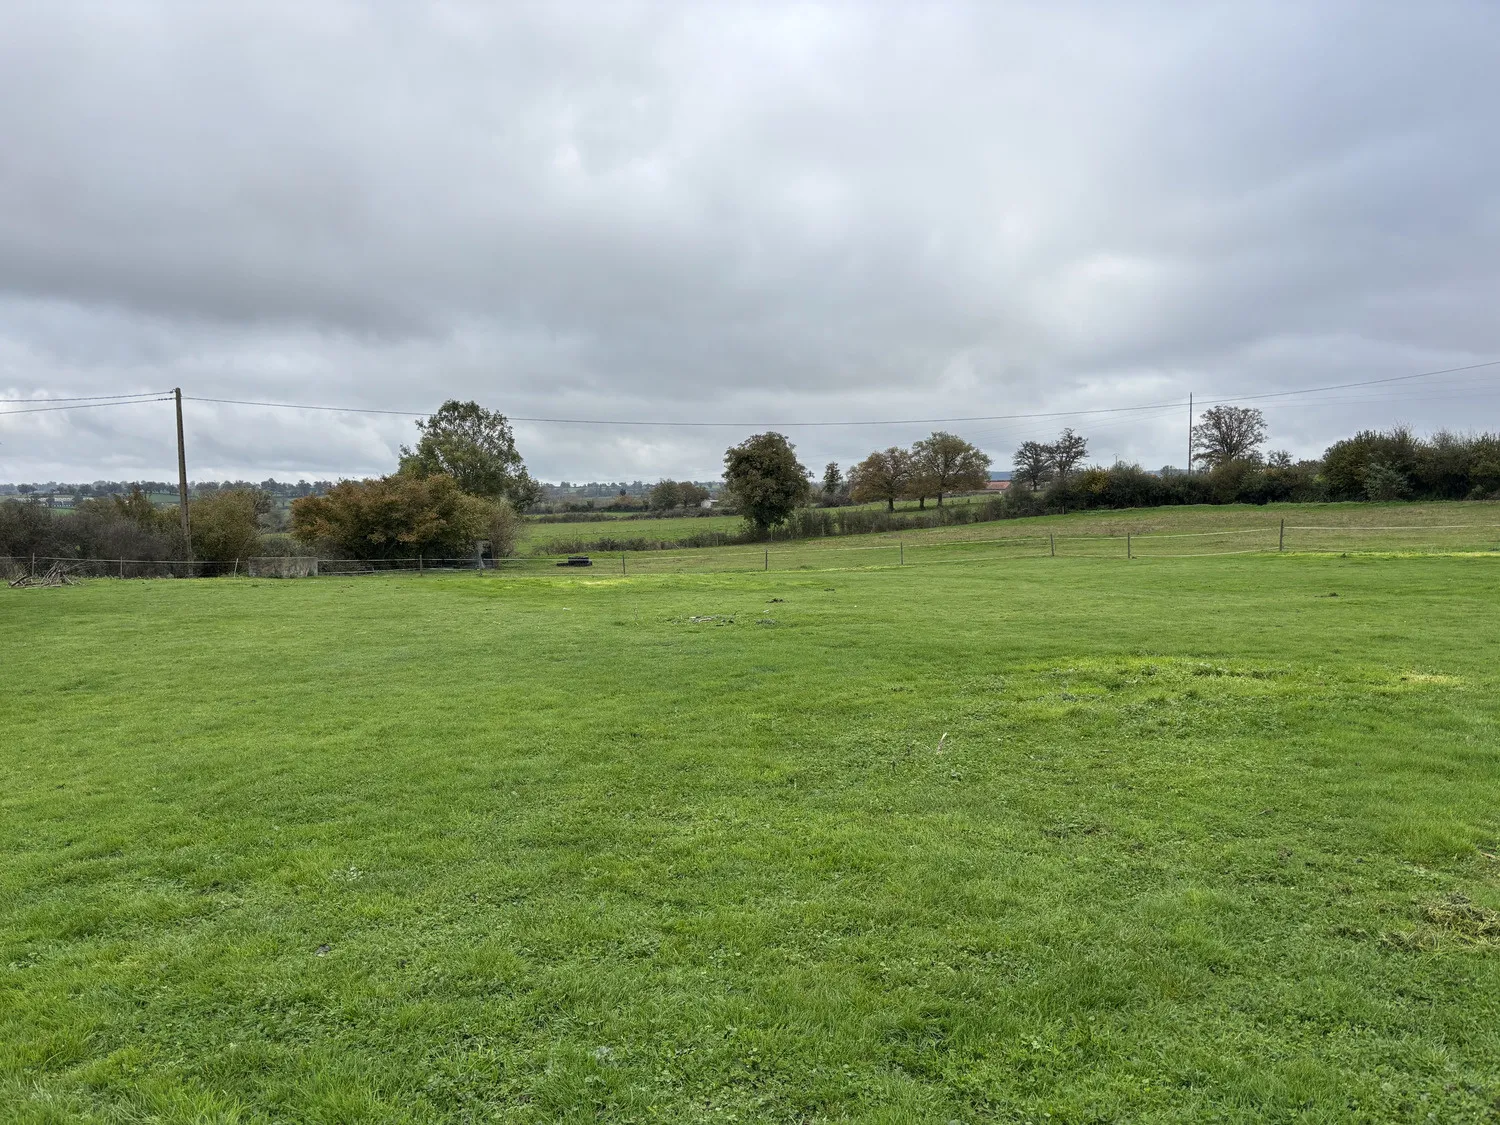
520, 513, 746, 548
505, 501, 1500, 575
518, 497, 997, 551
3, 552, 1499, 1122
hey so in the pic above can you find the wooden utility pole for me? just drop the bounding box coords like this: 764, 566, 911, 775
174, 388, 192, 557
1186, 392, 1193, 476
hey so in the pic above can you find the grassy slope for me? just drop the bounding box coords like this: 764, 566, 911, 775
2, 558, 1499, 1122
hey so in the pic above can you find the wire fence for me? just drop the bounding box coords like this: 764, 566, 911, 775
4, 520, 1500, 584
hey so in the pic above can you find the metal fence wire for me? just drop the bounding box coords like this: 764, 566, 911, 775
4, 520, 1499, 584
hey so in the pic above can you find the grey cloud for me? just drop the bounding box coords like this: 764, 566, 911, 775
2, 1, 1498, 484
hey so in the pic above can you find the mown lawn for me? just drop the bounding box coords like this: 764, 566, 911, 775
2, 555, 1499, 1122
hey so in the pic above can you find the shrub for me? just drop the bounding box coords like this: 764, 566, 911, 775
1365, 461, 1412, 502
488, 499, 522, 558
255, 533, 302, 557
291, 474, 493, 559
190, 488, 271, 562
0, 499, 59, 558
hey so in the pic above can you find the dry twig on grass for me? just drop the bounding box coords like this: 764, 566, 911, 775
9, 563, 79, 589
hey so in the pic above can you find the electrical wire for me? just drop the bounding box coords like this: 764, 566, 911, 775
0, 390, 170, 404
0, 396, 173, 416
174, 356, 1500, 428
1194, 358, 1500, 409
181, 394, 1187, 427
6, 356, 1497, 429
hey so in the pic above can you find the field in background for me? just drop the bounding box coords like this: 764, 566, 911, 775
520, 511, 746, 547
510, 500, 1500, 573
517, 496, 994, 550
3, 554, 1498, 1122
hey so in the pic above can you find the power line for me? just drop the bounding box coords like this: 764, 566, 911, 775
0, 390, 171, 404
181, 356, 1500, 428
1194, 358, 1500, 408
0, 396, 173, 416
181, 394, 1185, 426
7, 356, 1497, 427
182, 396, 429, 417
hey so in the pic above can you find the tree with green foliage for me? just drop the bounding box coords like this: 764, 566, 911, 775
291, 473, 493, 559
399, 400, 540, 510
1013, 440, 1053, 490
1321, 428, 1419, 500
849, 447, 912, 512
911, 431, 991, 506
821, 462, 843, 496
648, 480, 710, 510
722, 432, 810, 532
1191, 406, 1267, 470
1048, 428, 1090, 480
648, 480, 683, 510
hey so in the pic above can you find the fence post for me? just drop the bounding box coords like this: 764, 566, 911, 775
1126, 532, 1131, 559
120, 557, 125, 579
899, 536, 904, 565
764, 547, 769, 571
622, 552, 626, 576
419, 554, 423, 575
1050, 533, 1055, 557
1279, 519, 1285, 551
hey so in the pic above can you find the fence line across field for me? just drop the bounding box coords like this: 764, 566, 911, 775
1125, 526, 1276, 539
4, 520, 1499, 583
1283, 523, 1494, 531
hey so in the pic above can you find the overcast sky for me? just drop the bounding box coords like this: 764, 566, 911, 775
2, 1, 1498, 484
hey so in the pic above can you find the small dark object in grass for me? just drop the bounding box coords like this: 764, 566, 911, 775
558, 556, 593, 567
315, 944, 332, 956
769, 598, 784, 603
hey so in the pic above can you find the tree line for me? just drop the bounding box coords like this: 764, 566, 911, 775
0, 401, 536, 564
716, 430, 993, 531
1006, 407, 1500, 512
0, 478, 335, 501
0, 486, 277, 565
6, 399, 1500, 566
